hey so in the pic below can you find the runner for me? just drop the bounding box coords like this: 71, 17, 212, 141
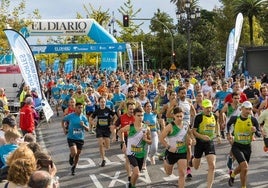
167, 86, 196, 179
85, 87, 98, 134
160, 106, 194, 188
117, 107, 151, 188
61, 102, 89, 175
258, 105, 268, 152
89, 97, 118, 167
226, 101, 261, 188
191, 99, 221, 188
143, 101, 159, 169
114, 102, 135, 185
117, 87, 141, 116
221, 92, 242, 171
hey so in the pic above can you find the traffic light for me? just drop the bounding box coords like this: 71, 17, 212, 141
123, 15, 129, 27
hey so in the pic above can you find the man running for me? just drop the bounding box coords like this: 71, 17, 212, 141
191, 99, 221, 188
226, 101, 261, 188
118, 107, 151, 188
62, 102, 89, 175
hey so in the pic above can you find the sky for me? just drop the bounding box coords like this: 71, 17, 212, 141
10, 0, 222, 22
9, 0, 222, 43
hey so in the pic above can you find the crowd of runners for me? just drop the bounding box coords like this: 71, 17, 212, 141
3, 65, 268, 188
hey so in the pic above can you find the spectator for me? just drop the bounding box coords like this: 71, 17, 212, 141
27, 142, 42, 154
19, 84, 30, 107
0, 158, 36, 187
24, 133, 36, 143
19, 97, 35, 136
0, 115, 18, 146
0, 144, 36, 181
0, 88, 9, 112
0, 130, 21, 168
28, 170, 55, 188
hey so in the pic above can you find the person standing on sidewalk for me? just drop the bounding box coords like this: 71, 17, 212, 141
118, 107, 151, 188
62, 102, 89, 175
19, 97, 35, 136
191, 99, 221, 188
226, 101, 261, 188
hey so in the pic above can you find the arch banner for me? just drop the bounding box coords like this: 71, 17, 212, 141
27, 19, 118, 71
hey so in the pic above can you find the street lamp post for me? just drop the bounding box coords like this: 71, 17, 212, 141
108, 11, 117, 37
176, 0, 200, 71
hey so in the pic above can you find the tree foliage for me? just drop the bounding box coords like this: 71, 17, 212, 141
233, 0, 267, 46
0, 0, 40, 54
147, 9, 175, 69
117, 0, 143, 41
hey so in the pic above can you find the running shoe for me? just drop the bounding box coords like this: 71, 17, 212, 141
71, 165, 76, 175
101, 160, 106, 167
89, 130, 96, 135
69, 155, 74, 166
228, 176, 234, 186
186, 167, 192, 180
226, 155, 233, 170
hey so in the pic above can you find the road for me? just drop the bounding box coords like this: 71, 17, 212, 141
36, 114, 268, 188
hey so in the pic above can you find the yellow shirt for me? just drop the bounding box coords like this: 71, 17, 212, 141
234, 116, 253, 145
254, 81, 261, 90
190, 77, 198, 85
198, 114, 216, 140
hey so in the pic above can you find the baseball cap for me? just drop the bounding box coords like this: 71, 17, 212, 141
128, 87, 135, 92
241, 101, 253, 109
2, 116, 16, 127
202, 99, 213, 108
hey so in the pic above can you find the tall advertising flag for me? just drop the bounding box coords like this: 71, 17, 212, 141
234, 13, 244, 57
225, 13, 244, 79
4, 29, 53, 121
126, 43, 134, 73
225, 28, 235, 78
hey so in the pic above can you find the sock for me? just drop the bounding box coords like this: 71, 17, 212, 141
231, 171, 235, 178
128, 176, 131, 182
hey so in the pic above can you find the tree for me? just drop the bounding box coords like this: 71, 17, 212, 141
233, 0, 267, 46
148, 9, 175, 69
80, 3, 110, 26
0, 0, 41, 54
117, 0, 143, 42
170, 0, 199, 11
213, 1, 236, 62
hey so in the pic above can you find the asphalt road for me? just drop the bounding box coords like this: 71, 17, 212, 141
36, 113, 268, 188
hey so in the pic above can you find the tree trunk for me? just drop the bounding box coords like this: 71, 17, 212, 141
249, 16, 254, 47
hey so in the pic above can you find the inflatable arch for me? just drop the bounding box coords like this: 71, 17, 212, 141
24, 19, 118, 71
